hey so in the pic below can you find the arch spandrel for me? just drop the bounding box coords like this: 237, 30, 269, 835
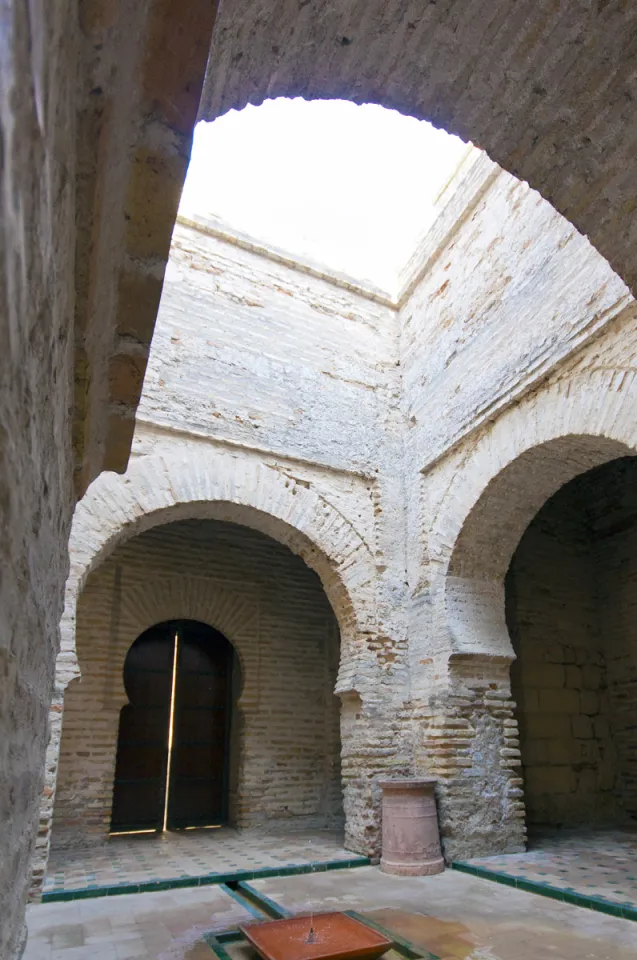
429, 371, 637, 663
59, 449, 378, 696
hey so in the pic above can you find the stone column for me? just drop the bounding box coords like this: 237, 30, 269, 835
378, 778, 444, 876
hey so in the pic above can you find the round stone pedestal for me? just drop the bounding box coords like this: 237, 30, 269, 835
378, 778, 444, 876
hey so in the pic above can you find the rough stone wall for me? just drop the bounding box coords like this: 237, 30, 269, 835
506, 486, 617, 827
53, 519, 343, 844
0, 3, 76, 955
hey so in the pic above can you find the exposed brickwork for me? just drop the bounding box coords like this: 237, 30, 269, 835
53, 519, 343, 843
414, 308, 637, 856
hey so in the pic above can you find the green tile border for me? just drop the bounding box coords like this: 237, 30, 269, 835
220, 883, 265, 919
234, 880, 290, 919
41, 855, 370, 903
451, 861, 637, 922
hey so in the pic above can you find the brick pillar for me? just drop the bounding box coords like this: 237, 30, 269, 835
414, 656, 526, 862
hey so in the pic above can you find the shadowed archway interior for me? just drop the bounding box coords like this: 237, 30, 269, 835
506, 456, 637, 832
111, 619, 236, 833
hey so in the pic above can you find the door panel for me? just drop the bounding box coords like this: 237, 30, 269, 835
168, 623, 232, 828
111, 619, 233, 833
110, 624, 175, 831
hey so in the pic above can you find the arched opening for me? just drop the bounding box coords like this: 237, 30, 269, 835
51, 517, 344, 855
506, 455, 637, 834
111, 619, 237, 834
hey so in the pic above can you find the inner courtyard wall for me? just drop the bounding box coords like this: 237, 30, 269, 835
400, 156, 633, 476
136, 216, 400, 476
53, 519, 343, 845
132, 215, 410, 680
42, 150, 637, 885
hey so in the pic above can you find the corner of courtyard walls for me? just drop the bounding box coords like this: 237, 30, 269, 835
408, 364, 637, 861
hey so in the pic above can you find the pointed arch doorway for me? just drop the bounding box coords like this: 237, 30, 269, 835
110, 619, 235, 833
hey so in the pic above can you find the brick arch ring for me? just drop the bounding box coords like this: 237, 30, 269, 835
56, 447, 379, 697
430, 368, 637, 662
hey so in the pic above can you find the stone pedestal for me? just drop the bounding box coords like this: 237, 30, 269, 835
378, 778, 444, 876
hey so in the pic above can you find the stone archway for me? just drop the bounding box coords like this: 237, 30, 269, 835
58, 448, 377, 691
417, 369, 637, 861
32, 448, 389, 897
200, 2, 637, 299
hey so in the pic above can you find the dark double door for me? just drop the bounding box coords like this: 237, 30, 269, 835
111, 620, 233, 832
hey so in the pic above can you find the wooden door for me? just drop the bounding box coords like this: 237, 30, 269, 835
167, 623, 232, 828
110, 623, 175, 831
111, 620, 233, 833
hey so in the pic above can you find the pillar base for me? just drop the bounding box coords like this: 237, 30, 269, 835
380, 855, 445, 876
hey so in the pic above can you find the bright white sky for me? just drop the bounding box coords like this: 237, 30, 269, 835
179, 98, 470, 294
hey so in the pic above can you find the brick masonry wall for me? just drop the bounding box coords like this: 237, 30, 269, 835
506, 487, 618, 827
412, 304, 637, 858
38, 153, 637, 891
53, 518, 343, 844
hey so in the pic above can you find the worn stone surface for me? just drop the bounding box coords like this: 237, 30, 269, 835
73, 0, 218, 493
0, 3, 76, 955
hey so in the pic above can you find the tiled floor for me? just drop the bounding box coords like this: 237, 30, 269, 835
24, 883, 254, 960
456, 826, 637, 914
25, 864, 637, 960
44, 827, 357, 897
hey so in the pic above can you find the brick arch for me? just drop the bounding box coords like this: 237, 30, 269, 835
201, 2, 637, 298
66, 575, 306, 834
88, 579, 258, 709
435, 370, 637, 660
58, 448, 377, 695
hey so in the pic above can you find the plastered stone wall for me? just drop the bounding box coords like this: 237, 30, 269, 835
53, 519, 343, 843
400, 155, 633, 472
1, 4, 76, 955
